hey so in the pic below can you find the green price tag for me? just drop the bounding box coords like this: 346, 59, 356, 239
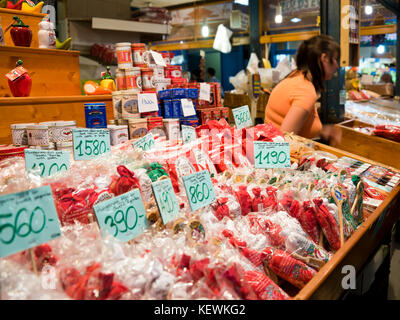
182, 125, 197, 144
183, 170, 217, 212
133, 132, 155, 152
25, 149, 70, 177
152, 178, 180, 224
254, 141, 291, 168
93, 188, 149, 242
72, 128, 111, 161
232, 105, 252, 129
0, 185, 62, 259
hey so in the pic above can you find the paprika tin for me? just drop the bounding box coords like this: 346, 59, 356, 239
128, 118, 148, 139
112, 91, 123, 119
10, 123, 33, 146
147, 116, 164, 131
154, 78, 171, 93
84, 103, 107, 128
158, 89, 172, 100
160, 52, 170, 65
187, 88, 199, 99
164, 65, 182, 79
51, 121, 76, 143
29, 143, 56, 150
0, 145, 28, 161
121, 90, 140, 119
171, 88, 186, 99
115, 69, 127, 91
125, 67, 142, 90
141, 68, 155, 90
26, 124, 51, 146
116, 42, 133, 69
163, 99, 173, 118
149, 64, 164, 79
171, 99, 182, 118
108, 125, 129, 146
163, 118, 180, 141
131, 43, 146, 66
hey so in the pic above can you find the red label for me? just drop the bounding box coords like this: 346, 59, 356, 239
117, 51, 131, 64
5, 66, 27, 82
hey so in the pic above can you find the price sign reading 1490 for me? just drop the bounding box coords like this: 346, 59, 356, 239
93, 188, 149, 242
183, 170, 217, 212
73, 128, 111, 161
254, 141, 291, 169
232, 105, 253, 129
0, 185, 62, 259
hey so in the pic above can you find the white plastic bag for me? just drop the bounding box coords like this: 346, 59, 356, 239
247, 53, 260, 75
213, 24, 233, 54
229, 70, 248, 94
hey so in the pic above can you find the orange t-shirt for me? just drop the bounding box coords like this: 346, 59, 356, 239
264, 73, 322, 139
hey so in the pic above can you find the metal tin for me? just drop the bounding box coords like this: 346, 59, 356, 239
141, 67, 155, 90
158, 89, 171, 100
112, 90, 123, 119
108, 125, 129, 146
164, 65, 182, 79
26, 124, 50, 146
154, 78, 171, 93
171, 99, 182, 118
187, 88, 199, 99
115, 69, 127, 90
172, 88, 186, 99
84, 103, 107, 128
121, 91, 140, 119
163, 118, 180, 141
128, 118, 148, 139
45, 120, 76, 143
10, 123, 33, 146
131, 43, 146, 66
125, 67, 142, 90
116, 42, 133, 69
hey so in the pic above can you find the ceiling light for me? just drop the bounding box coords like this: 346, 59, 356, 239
377, 45, 385, 54
365, 5, 373, 15
201, 24, 209, 37
291, 17, 301, 23
275, 5, 283, 24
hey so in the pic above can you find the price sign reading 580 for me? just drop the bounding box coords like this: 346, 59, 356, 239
73, 128, 111, 161
0, 186, 62, 259
254, 141, 291, 169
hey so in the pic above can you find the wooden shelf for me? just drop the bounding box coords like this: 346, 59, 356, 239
0, 45, 79, 57
0, 95, 112, 106
91, 17, 171, 35
0, 7, 46, 18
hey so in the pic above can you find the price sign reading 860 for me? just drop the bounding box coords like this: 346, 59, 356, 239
232, 105, 253, 129
0, 185, 62, 259
93, 188, 149, 242
152, 178, 180, 224
183, 170, 217, 212
73, 128, 111, 161
254, 141, 291, 169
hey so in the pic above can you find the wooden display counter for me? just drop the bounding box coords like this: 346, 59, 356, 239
0, 95, 113, 144
294, 142, 400, 299
334, 119, 400, 170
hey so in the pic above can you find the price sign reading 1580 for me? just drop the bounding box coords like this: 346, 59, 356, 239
253, 141, 291, 169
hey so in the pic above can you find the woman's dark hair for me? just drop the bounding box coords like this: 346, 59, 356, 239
207, 67, 216, 77
292, 34, 340, 92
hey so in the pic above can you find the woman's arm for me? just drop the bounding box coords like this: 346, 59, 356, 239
280, 105, 310, 135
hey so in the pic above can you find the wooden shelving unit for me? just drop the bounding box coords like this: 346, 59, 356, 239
91, 17, 171, 35
340, 0, 360, 67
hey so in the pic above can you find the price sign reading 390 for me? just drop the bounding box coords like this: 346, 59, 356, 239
93, 188, 149, 242
72, 128, 111, 160
0, 185, 62, 259
254, 141, 291, 169
183, 170, 217, 212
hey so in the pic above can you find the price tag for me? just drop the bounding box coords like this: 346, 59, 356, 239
0, 185, 62, 259
150, 50, 167, 67
199, 83, 211, 102
5, 66, 27, 82
152, 178, 180, 224
232, 105, 253, 129
93, 188, 149, 242
72, 128, 111, 161
183, 170, 217, 212
25, 149, 70, 177
182, 125, 197, 144
254, 141, 291, 169
133, 132, 155, 152
138, 93, 159, 113
181, 98, 196, 117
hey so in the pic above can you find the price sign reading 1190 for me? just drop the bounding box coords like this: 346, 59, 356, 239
253, 141, 291, 169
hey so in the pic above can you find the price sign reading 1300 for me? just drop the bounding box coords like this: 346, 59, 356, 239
253, 141, 291, 169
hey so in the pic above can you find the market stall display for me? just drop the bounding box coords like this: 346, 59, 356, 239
1, 119, 398, 300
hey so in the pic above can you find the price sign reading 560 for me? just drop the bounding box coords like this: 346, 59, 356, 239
73, 128, 111, 161
183, 170, 216, 212
0, 185, 62, 259
232, 105, 253, 129
254, 141, 291, 169
93, 188, 149, 242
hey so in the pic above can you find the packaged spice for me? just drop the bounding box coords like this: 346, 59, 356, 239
163, 118, 180, 141
10, 123, 33, 146
121, 90, 140, 119
164, 65, 182, 78
108, 125, 129, 146
131, 43, 147, 66
56, 141, 73, 154
115, 69, 127, 91
116, 42, 133, 69
125, 67, 142, 90
149, 64, 164, 79
141, 68, 155, 90
112, 91, 123, 119
84, 103, 107, 128
128, 118, 148, 139
43, 120, 76, 143
27, 124, 50, 146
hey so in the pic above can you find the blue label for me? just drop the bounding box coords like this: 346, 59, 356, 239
93, 188, 149, 242
84, 103, 107, 128
183, 170, 217, 212
72, 128, 111, 161
253, 141, 291, 168
152, 178, 180, 224
25, 149, 70, 177
0, 185, 62, 259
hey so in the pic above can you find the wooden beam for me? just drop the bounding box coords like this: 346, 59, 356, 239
360, 24, 396, 36
260, 30, 320, 44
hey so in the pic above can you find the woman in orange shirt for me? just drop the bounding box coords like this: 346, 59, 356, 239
265, 34, 342, 146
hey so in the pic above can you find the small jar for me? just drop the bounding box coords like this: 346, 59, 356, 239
51, 121, 76, 142
116, 42, 133, 69
27, 124, 50, 146
115, 69, 127, 91
10, 123, 33, 146
131, 43, 147, 66
125, 67, 142, 90
108, 125, 129, 146
141, 67, 155, 90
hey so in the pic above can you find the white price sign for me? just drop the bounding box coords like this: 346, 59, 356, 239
150, 50, 166, 67
199, 83, 211, 102
181, 98, 196, 117
138, 93, 159, 113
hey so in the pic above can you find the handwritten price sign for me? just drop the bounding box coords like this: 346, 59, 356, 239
0, 185, 62, 259
93, 188, 149, 242
254, 141, 291, 169
73, 128, 111, 161
138, 93, 159, 113
152, 178, 180, 224
183, 170, 216, 212
133, 132, 155, 152
232, 105, 252, 129
182, 125, 197, 144
25, 149, 70, 177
